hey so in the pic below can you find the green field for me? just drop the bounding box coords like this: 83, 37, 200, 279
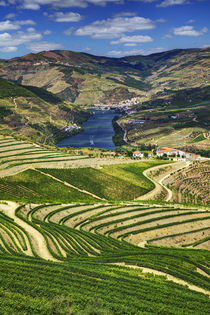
39, 167, 146, 200
0, 170, 96, 203
0, 254, 209, 315
101, 160, 170, 190
39, 161, 169, 200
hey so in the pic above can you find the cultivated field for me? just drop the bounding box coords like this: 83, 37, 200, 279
0, 200, 209, 314
0, 137, 209, 314
165, 160, 210, 205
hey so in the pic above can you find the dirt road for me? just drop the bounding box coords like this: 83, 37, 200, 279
113, 263, 210, 296
0, 201, 57, 261
137, 161, 191, 201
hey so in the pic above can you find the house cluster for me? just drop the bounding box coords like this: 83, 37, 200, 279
94, 97, 139, 110
133, 146, 202, 160
156, 147, 201, 160
64, 124, 80, 132
133, 151, 152, 158
118, 97, 139, 107
132, 151, 144, 158
169, 111, 196, 120
128, 119, 146, 125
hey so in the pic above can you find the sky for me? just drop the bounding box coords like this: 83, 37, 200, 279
0, 0, 209, 59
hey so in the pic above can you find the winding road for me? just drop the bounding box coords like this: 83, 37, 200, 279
0, 201, 57, 261
137, 161, 191, 201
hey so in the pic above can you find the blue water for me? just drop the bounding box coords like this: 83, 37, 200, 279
57, 110, 118, 150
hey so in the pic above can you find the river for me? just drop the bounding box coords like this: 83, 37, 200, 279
57, 110, 119, 150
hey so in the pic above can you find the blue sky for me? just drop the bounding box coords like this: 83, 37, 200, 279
0, 0, 209, 58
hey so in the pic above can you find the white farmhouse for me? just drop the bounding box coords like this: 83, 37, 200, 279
133, 151, 143, 158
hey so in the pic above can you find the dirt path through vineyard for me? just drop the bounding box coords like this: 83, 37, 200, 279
0, 201, 57, 261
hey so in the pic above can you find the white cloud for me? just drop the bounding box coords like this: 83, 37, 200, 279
157, 0, 189, 7
124, 43, 137, 46
63, 27, 74, 35
50, 11, 82, 22
156, 18, 167, 23
0, 19, 36, 33
27, 41, 63, 52
173, 25, 208, 36
201, 44, 210, 48
131, 0, 157, 2
0, 46, 17, 52
162, 33, 172, 39
114, 11, 137, 17
110, 35, 153, 44
27, 27, 36, 32
16, 0, 123, 10
43, 30, 52, 35
75, 16, 155, 39
4, 13, 17, 19
15, 19, 36, 25
0, 1, 6, 6
107, 47, 165, 57
0, 29, 42, 48
0, 27, 63, 53
0, 20, 20, 31
185, 19, 195, 24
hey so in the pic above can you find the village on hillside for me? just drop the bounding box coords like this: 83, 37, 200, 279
133, 146, 203, 161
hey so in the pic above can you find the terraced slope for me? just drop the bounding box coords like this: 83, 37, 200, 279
2, 202, 209, 283
0, 137, 88, 173
165, 160, 210, 205
0, 140, 171, 201
0, 200, 209, 313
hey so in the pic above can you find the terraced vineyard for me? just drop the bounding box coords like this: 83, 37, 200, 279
165, 160, 210, 205
0, 137, 88, 172
0, 138, 171, 202
0, 200, 209, 313
0, 137, 209, 314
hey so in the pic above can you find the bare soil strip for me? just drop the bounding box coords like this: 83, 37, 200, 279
0, 201, 57, 261
113, 263, 210, 296
137, 161, 191, 201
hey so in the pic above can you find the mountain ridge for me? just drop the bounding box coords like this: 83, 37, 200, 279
0, 47, 209, 105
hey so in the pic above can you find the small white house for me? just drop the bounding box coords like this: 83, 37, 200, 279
133, 151, 143, 158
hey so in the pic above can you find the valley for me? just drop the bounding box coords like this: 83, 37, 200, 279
0, 48, 209, 314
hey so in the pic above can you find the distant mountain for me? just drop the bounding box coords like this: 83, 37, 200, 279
0, 78, 90, 144
0, 48, 209, 105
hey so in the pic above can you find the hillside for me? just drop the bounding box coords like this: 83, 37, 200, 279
165, 160, 210, 205
0, 48, 209, 106
0, 137, 209, 313
0, 78, 90, 145
117, 84, 210, 150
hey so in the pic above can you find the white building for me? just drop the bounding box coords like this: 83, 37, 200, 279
133, 151, 144, 158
